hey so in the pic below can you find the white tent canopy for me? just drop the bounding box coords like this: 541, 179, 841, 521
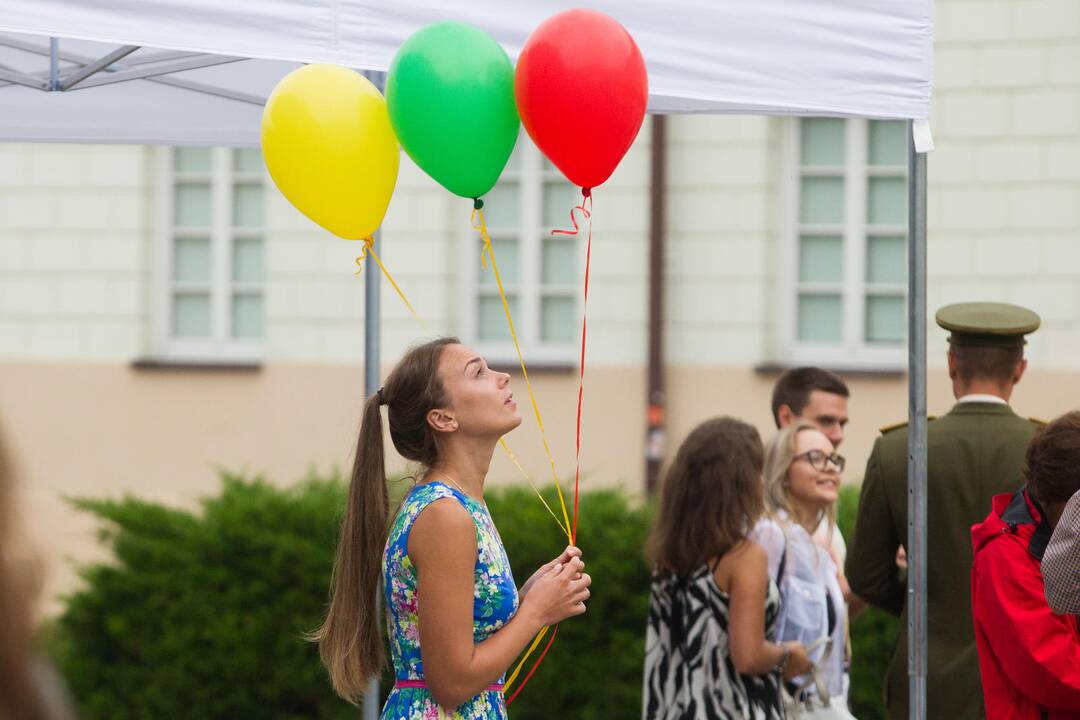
0, 0, 932, 145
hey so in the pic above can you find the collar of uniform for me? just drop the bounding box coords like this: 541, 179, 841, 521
957, 393, 1008, 405
948, 400, 1016, 417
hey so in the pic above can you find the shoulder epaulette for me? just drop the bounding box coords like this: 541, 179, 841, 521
879, 416, 936, 434
1029, 416, 1048, 426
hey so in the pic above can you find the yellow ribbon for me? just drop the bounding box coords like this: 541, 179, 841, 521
471, 207, 574, 546
353, 236, 428, 332
504, 624, 550, 690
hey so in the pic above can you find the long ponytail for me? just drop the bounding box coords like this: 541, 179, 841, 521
314, 393, 387, 702
313, 337, 458, 702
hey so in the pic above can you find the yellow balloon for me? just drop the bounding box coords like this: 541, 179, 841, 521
261, 64, 400, 240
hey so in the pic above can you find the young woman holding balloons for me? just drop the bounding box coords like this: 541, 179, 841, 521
311, 338, 591, 719
263, 10, 649, 717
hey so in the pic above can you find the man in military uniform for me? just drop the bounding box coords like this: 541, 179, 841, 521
846, 302, 1044, 720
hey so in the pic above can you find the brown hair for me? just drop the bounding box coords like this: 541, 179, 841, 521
312, 337, 459, 703
1024, 410, 1080, 507
0, 431, 52, 720
763, 422, 837, 535
949, 342, 1023, 385
647, 417, 765, 576
770, 367, 849, 428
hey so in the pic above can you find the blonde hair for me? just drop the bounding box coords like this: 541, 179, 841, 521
763, 422, 837, 537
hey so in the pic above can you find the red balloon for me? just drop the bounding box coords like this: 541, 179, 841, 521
515, 9, 648, 190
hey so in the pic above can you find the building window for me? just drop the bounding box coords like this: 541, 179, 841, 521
781, 118, 908, 367
155, 147, 265, 361
466, 140, 579, 365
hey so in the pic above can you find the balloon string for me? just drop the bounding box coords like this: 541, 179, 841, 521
504, 623, 550, 692
506, 624, 559, 705
498, 438, 570, 539
353, 236, 428, 332
569, 193, 592, 544
351, 236, 565, 535
472, 206, 574, 547
506, 190, 595, 705
549, 191, 592, 544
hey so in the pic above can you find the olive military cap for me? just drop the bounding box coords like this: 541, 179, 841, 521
935, 302, 1041, 348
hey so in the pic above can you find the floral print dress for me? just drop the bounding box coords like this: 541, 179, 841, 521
381, 481, 519, 720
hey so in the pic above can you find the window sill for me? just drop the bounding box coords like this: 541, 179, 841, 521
132, 358, 263, 372
754, 362, 906, 379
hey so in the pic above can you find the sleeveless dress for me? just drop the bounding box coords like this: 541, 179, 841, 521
643, 564, 785, 720
381, 481, 519, 720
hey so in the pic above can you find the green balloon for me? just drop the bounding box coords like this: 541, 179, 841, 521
387, 22, 520, 200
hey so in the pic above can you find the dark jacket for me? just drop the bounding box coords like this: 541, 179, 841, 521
971, 489, 1080, 719
846, 401, 1042, 720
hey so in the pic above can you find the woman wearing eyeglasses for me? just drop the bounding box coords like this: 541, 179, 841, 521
752, 421, 856, 719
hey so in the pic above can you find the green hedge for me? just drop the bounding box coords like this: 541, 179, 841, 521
56, 475, 356, 720
54, 475, 893, 719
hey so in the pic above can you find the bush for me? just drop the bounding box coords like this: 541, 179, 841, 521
54, 474, 892, 719
56, 475, 356, 720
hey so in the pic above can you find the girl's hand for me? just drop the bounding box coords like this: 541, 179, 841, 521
519, 546, 582, 599
518, 555, 591, 628
782, 641, 814, 680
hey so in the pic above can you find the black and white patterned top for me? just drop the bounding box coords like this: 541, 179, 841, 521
1043, 489, 1080, 615
643, 564, 785, 720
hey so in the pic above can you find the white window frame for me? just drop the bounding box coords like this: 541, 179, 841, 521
458, 142, 581, 366
151, 147, 264, 363
776, 118, 907, 371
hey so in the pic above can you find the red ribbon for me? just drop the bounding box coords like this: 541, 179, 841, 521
506, 625, 560, 706
506, 189, 593, 706
547, 188, 593, 543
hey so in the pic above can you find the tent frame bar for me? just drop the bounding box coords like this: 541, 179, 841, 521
906, 121, 929, 720
0, 36, 263, 105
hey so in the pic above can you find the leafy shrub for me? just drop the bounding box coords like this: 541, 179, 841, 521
56, 475, 355, 720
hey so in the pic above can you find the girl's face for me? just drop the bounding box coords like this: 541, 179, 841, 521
432, 343, 521, 439
786, 428, 843, 514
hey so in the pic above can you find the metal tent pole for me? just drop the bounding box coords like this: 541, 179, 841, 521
361, 67, 387, 720
906, 120, 929, 720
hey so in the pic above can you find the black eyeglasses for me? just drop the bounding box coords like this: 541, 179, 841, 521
793, 449, 845, 473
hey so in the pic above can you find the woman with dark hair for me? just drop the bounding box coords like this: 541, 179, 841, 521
971, 410, 1080, 719
311, 338, 591, 719
644, 417, 811, 719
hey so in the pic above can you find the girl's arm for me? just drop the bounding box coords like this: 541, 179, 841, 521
724, 540, 811, 679
409, 499, 589, 709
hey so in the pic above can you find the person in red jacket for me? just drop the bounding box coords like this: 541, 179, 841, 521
971, 410, 1080, 720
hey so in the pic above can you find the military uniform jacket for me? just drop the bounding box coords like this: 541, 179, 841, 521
845, 402, 1043, 720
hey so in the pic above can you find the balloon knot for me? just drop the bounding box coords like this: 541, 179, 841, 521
581, 187, 592, 198
474, 198, 484, 210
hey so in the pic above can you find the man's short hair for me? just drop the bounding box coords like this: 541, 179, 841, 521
948, 341, 1024, 385
770, 367, 850, 428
